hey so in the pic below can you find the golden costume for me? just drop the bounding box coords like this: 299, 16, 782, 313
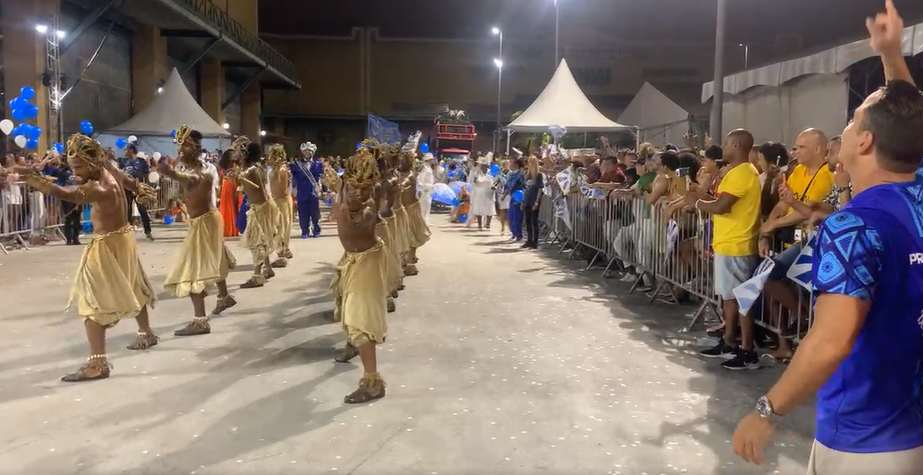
244, 200, 277, 255
68, 225, 156, 327
163, 210, 231, 297
273, 196, 293, 252
403, 200, 431, 249
378, 216, 403, 291
331, 239, 388, 346
393, 204, 411, 257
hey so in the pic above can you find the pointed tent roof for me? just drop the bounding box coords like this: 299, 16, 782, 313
618, 82, 690, 129
105, 68, 230, 138
507, 59, 632, 133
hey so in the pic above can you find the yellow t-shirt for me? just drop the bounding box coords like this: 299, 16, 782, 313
786, 163, 834, 205
713, 162, 762, 256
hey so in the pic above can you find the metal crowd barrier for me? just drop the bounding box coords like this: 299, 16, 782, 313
537, 189, 816, 344
0, 175, 181, 255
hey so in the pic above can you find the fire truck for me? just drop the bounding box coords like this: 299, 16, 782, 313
433, 109, 476, 162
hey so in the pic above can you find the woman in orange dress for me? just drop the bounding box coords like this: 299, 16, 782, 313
218, 150, 240, 237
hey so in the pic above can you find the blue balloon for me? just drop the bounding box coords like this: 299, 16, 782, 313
9, 96, 25, 111
19, 86, 36, 101
23, 104, 39, 120
80, 120, 94, 135
512, 189, 525, 204
54, 142, 65, 154
115, 138, 128, 149
25, 138, 38, 150
10, 125, 23, 138
18, 124, 33, 138
170, 129, 177, 138
490, 163, 501, 177
26, 125, 41, 140
11, 107, 28, 122
419, 142, 430, 154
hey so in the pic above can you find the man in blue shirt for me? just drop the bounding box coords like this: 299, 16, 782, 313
733, 2, 923, 472
119, 144, 153, 240
291, 141, 323, 238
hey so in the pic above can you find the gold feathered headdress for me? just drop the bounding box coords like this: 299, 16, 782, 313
266, 143, 288, 165
66, 133, 105, 168
343, 147, 380, 190
174, 125, 199, 146
231, 135, 251, 155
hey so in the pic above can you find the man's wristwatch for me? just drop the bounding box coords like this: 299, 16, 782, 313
755, 395, 778, 420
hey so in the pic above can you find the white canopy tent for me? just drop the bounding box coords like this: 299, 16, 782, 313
700, 20, 923, 144
507, 59, 635, 140
98, 68, 232, 156
618, 82, 691, 147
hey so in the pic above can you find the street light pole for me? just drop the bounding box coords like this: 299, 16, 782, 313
739, 42, 749, 70
554, 0, 560, 67
492, 27, 504, 155
709, 0, 727, 143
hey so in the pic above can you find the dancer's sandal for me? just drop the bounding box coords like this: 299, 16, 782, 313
387, 297, 396, 313
174, 317, 211, 336
270, 258, 288, 268
127, 331, 159, 350
241, 278, 264, 289
403, 265, 419, 276
61, 354, 111, 382
282, 249, 293, 259
264, 268, 276, 279
334, 344, 360, 363
212, 295, 237, 315
344, 375, 386, 404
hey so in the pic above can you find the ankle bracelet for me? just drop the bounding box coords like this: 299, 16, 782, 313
87, 354, 107, 361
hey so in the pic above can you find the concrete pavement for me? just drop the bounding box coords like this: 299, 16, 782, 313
0, 218, 814, 474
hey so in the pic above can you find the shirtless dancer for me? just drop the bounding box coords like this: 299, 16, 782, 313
397, 148, 431, 274
331, 146, 389, 403
21, 134, 157, 381
159, 126, 237, 336
238, 141, 277, 288
376, 145, 404, 307
267, 144, 294, 268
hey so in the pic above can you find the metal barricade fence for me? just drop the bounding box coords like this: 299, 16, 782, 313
0, 176, 181, 254
548, 189, 815, 342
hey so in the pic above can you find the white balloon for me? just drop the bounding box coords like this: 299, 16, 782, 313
0, 119, 13, 136
152, 152, 162, 160
128, 135, 138, 143
13, 135, 27, 148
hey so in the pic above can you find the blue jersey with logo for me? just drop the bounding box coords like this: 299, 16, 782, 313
811, 174, 923, 453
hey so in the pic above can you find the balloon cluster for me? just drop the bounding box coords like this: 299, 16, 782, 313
0, 86, 42, 150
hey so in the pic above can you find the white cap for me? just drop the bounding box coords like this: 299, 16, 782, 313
136, 151, 148, 159
422, 152, 435, 161
300, 142, 317, 154
477, 155, 491, 165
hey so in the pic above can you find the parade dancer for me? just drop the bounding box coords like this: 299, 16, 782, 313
237, 141, 277, 288
21, 134, 157, 381
267, 144, 294, 267
378, 144, 406, 293
331, 146, 388, 403
159, 126, 237, 336
292, 142, 323, 238
398, 148, 431, 274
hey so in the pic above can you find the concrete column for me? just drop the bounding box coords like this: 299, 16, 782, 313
199, 59, 225, 126
709, 0, 727, 142
2, 0, 61, 152
240, 82, 261, 141
131, 24, 168, 113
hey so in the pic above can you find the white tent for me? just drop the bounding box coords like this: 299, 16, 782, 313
98, 68, 231, 155
508, 59, 634, 133
618, 82, 691, 147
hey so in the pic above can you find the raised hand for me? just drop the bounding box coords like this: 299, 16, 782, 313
866, 0, 904, 56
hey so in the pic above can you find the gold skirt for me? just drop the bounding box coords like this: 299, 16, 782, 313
68, 225, 155, 327
273, 196, 293, 250
376, 218, 403, 292
330, 240, 388, 346
243, 200, 277, 252
403, 201, 431, 249
393, 206, 411, 255
164, 210, 231, 297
